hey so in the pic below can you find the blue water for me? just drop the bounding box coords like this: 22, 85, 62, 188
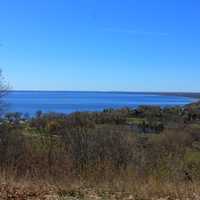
3, 91, 196, 116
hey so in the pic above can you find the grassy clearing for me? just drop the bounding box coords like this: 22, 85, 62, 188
127, 117, 146, 125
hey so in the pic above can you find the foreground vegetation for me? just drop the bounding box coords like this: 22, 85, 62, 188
0, 99, 200, 199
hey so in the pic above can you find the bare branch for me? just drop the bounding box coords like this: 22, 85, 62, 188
0, 69, 9, 115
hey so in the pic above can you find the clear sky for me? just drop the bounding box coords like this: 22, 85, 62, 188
0, 0, 200, 92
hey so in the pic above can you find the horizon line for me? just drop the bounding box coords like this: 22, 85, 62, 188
8, 90, 200, 94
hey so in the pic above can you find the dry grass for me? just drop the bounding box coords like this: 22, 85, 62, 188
1, 175, 200, 200
0, 181, 55, 199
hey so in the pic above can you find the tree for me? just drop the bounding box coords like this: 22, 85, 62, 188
0, 70, 9, 115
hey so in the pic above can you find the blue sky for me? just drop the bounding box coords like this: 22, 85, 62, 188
0, 0, 200, 92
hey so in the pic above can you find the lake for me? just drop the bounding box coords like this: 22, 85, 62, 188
3, 91, 196, 116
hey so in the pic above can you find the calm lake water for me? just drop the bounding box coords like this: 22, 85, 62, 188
3, 91, 196, 116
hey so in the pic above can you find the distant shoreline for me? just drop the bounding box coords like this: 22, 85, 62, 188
157, 92, 200, 100
9, 90, 200, 99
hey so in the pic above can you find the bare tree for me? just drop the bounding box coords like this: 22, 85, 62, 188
0, 70, 9, 115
